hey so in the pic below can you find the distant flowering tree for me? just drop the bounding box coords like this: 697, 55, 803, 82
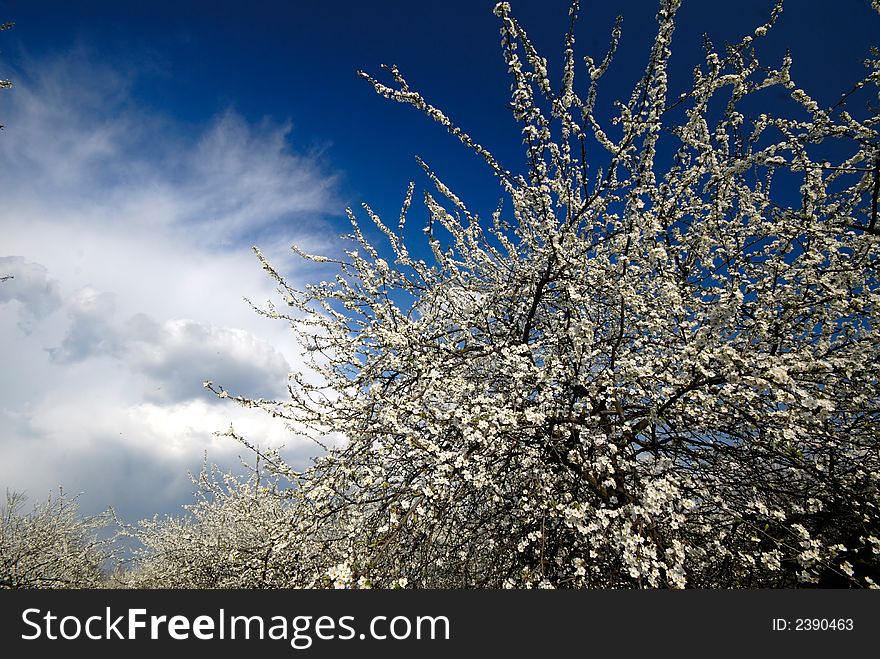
144, 0, 880, 588
0, 491, 112, 588
121, 454, 301, 588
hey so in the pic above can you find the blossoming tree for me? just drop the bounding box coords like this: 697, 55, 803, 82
123, 457, 300, 588
141, 0, 880, 588
0, 491, 111, 588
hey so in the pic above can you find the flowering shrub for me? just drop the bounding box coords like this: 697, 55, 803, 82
0, 491, 111, 588
137, 0, 880, 588
121, 455, 300, 588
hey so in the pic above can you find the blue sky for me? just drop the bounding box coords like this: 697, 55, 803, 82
0, 0, 878, 522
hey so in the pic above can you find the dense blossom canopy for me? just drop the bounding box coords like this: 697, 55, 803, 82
1, 492, 110, 588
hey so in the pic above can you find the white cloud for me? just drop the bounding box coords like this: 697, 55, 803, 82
182, 111, 338, 244
0, 391, 317, 523
0, 49, 343, 521
128, 318, 292, 403
47, 286, 121, 363
0, 256, 63, 332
